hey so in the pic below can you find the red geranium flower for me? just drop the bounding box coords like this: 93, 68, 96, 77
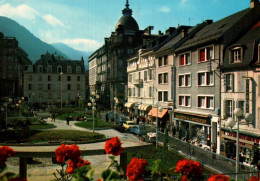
175, 159, 202, 178
0, 146, 15, 167
248, 176, 259, 181
66, 157, 91, 174
126, 158, 148, 181
66, 144, 81, 160
208, 174, 231, 181
8, 177, 27, 181
104, 137, 124, 156
55, 144, 69, 164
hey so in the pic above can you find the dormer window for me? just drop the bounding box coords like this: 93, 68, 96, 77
47, 66, 52, 73
76, 66, 81, 74
230, 47, 243, 63
38, 65, 43, 72
67, 66, 72, 73
57, 66, 62, 73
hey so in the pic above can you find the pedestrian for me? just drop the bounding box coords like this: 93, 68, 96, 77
130, 114, 132, 121
66, 116, 70, 125
185, 129, 189, 142
105, 112, 109, 122
172, 125, 176, 137
178, 128, 182, 140
142, 116, 145, 126
136, 116, 140, 125
51, 113, 55, 122
211, 143, 216, 159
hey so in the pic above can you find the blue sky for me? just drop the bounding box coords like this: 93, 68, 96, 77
0, 0, 250, 52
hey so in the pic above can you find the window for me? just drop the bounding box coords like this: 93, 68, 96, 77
164, 56, 168, 65
158, 73, 168, 84
159, 57, 163, 66
128, 37, 133, 44
67, 76, 71, 81
144, 71, 147, 81
67, 66, 72, 73
198, 96, 214, 109
38, 66, 43, 72
198, 72, 214, 86
67, 84, 71, 90
57, 66, 62, 73
128, 74, 132, 83
149, 69, 153, 80
179, 74, 191, 87
225, 100, 233, 118
29, 84, 32, 90
149, 87, 153, 98
58, 76, 61, 81
77, 84, 80, 90
47, 66, 52, 73
48, 84, 51, 90
199, 46, 213, 62
133, 88, 135, 97
238, 100, 245, 114
225, 74, 234, 92
230, 47, 242, 63
127, 49, 133, 55
179, 53, 191, 66
29, 75, 32, 81
38, 84, 42, 90
38, 75, 42, 81
77, 76, 80, 81
163, 91, 168, 101
48, 75, 51, 81
179, 95, 191, 107
158, 92, 163, 101
138, 88, 141, 97
76, 66, 81, 73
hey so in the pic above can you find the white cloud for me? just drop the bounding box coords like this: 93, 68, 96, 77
159, 6, 170, 13
180, 0, 189, 4
0, 3, 39, 20
43, 14, 64, 27
62, 39, 102, 52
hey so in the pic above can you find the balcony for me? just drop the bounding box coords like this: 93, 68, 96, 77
127, 65, 138, 72
133, 78, 143, 86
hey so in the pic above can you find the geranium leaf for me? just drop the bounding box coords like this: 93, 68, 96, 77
101, 169, 111, 180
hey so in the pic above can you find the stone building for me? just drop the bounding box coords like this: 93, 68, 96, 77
24, 52, 85, 106
0, 32, 31, 101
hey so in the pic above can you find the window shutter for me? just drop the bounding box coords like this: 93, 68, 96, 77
200, 49, 205, 62
231, 74, 235, 92
179, 76, 181, 86
198, 97, 201, 107
198, 74, 201, 85
223, 100, 226, 119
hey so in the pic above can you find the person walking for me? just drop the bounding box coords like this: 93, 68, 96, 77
51, 113, 55, 122
136, 116, 140, 125
172, 125, 176, 137
66, 116, 70, 125
105, 112, 109, 122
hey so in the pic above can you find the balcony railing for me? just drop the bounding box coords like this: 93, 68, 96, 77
133, 78, 143, 86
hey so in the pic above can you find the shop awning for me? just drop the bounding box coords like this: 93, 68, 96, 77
138, 104, 152, 111
124, 102, 134, 108
148, 108, 168, 118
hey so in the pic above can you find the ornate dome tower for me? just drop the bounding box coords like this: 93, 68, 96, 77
115, 0, 139, 33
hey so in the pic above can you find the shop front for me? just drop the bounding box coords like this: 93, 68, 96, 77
220, 128, 260, 166
148, 108, 169, 131
124, 102, 135, 116
138, 104, 152, 117
174, 111, 212, 148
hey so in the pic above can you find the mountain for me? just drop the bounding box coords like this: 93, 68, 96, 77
52, 43, 91, 69
0, 16, 68, 62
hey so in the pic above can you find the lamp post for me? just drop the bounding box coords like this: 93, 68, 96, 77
114, 97, 119, 126
88, 92, 99, 132
154, 102, 163, 148
60, 72, 63, 108
226, 108, 253, 180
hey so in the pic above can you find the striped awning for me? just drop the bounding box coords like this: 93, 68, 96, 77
138, 104, 152, 111
124, 102, 135, 108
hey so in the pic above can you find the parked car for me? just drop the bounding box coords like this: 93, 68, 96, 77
129, 125, 144, 135
116, 116, 128, 127
107, 111, 115, 119
123, 121, 135, 130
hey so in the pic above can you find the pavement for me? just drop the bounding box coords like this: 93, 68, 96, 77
4, 113, 151, 181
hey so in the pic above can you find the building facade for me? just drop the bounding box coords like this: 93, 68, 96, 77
24, 52, 85, 106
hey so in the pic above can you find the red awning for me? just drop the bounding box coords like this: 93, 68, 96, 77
148, 108, 168, 118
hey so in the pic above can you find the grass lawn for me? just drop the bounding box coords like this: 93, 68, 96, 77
29, 122, 56, 129
56, 112, 92, 120
0, 129, 105, 143
75, 119, 113, 129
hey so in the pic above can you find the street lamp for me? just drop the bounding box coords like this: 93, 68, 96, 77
60, 72, 63, 108
154, 102, 163, 148
226, 108, 253, 180
88, 92, 99, 132
114, 97, 119, 126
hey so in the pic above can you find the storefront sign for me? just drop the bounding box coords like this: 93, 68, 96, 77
175, 113, 210, 125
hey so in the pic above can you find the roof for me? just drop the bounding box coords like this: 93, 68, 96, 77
116, 15, 139, 32
222, 20, 260, 69
176, 8, 251, 52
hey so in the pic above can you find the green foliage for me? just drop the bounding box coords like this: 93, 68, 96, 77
56, 112, 92, 120
75, 120, 113, 129
101, 169, 120, 181
72, 165, 93, 181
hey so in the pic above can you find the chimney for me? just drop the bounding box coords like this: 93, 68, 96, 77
181, 28, 188, 38
250, 0, 260, 8
166, 27, 176, 35
158, 30, 163, 35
